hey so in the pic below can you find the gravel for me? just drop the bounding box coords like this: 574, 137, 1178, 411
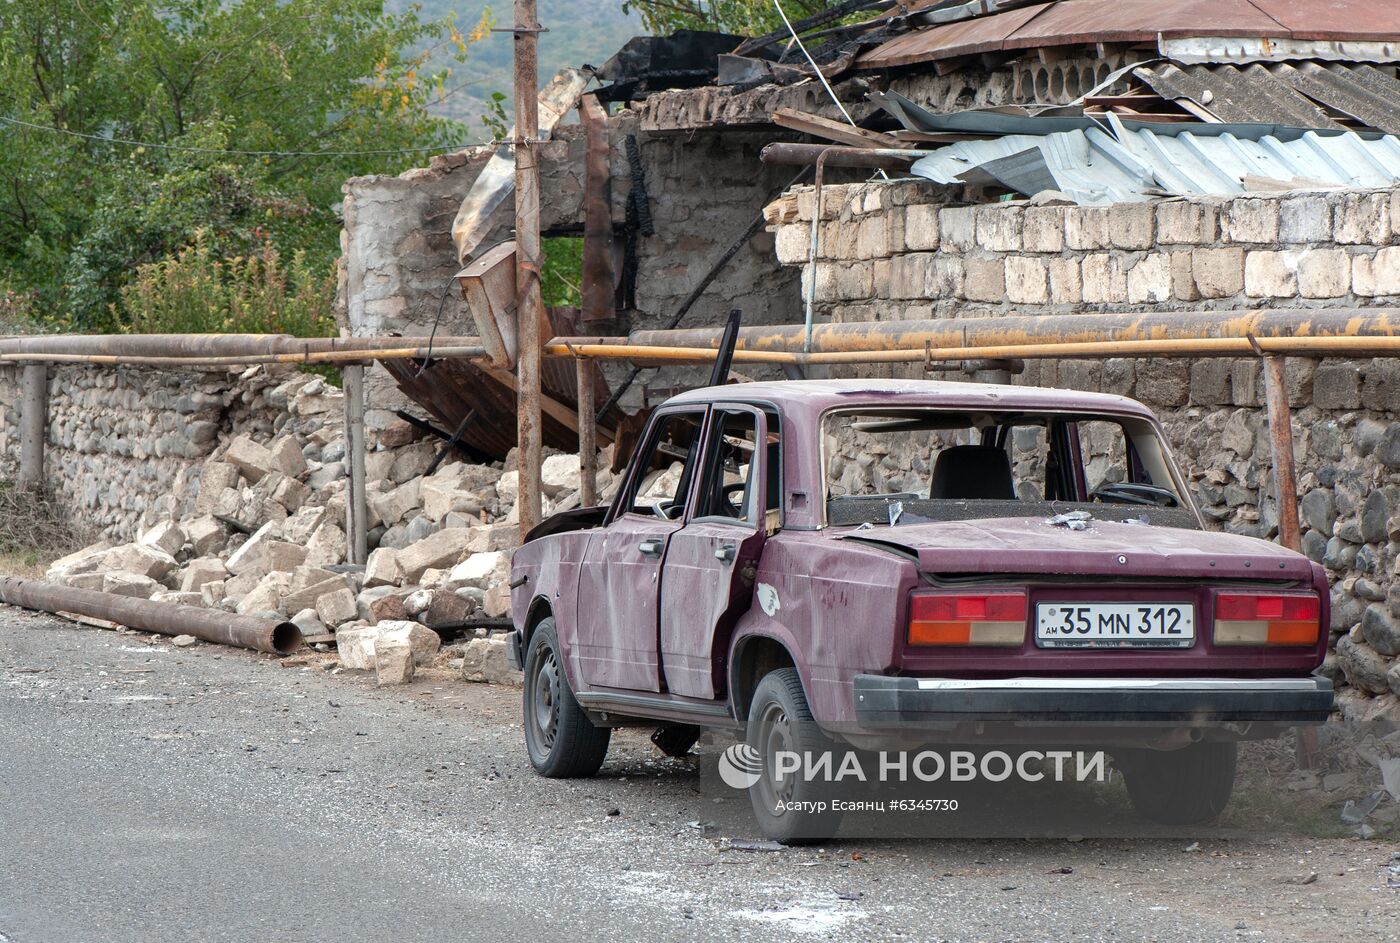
1, 609, 1397, 943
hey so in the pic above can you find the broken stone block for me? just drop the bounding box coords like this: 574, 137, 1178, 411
201, 581, 227, 607
101, 543, 178, 581
225, 522, 306, 577
315, 587, 358, 627
375, 418, 418, 449
364, 547, 403, 588
153, 592, 205, 608
424, 588, 474, 628
180, 557, 229, 593
235, 571, 292, 616
357, 585, 410, 623
103, 571, 160, 599
336, 625, 380, 670
291, 608, 326, 639
369, 478, 422, 527
269, 435, 308, 479
397, 528, 473, 584
45, 541, 113, 585
376, 620, 441, 666
281, 573, 353, 615
195, 462, 242, 512
446, 551, 509, 592
184, 515, 228, 557
281, 506, 327, 546
421, 479, 487, 521
404, 587, 433, 616
304, 522, 347, 567
483, 581, 512, 618
496, 470, 520, 504
270, 476, 311, 513
139, 520, 186, 558
540, 454, 581, 497
461, 637, 520, 685
365, 452, 396, 482
419, 567, 446, 588
467, 523, 521, 554
374, 636, 415, 685
68, 572, 107, 592
306, 462, 345, 491
390, 442, 436, 482
225, 434, 274, 483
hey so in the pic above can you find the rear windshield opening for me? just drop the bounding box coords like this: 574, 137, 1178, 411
822, 407, 1200, 530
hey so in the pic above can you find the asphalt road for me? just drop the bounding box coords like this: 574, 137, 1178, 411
2, 608, 1398, 943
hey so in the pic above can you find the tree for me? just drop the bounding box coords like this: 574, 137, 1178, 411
0, 0, 484, 329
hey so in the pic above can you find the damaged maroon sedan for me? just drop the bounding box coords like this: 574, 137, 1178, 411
508, 379, 1333, 841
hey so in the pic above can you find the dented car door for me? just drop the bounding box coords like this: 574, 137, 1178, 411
658, 406, 774, 700
573, 406, 706, 692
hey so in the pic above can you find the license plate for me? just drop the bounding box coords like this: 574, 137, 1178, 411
1036, 603, 1195, 649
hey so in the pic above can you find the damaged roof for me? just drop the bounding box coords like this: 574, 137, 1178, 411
857, 0, 1400, 70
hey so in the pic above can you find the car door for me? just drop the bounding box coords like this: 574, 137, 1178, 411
658, 406, 776, 700
573, 406, 707, 692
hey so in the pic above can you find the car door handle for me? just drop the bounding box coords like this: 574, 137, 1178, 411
714, 544, 737, 564
638, 539, 664, 557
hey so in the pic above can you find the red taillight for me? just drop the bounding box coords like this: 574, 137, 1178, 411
1214, 593, 1320, 646
909, 592, 1027, 647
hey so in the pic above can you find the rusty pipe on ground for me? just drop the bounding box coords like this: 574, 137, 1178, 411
0, 577, 301, 655
760, 142, 923, 170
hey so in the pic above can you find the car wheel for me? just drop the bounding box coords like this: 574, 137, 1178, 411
523, 618, 611, 778
1118, 740, 1237, 826
745, 667, 844, 845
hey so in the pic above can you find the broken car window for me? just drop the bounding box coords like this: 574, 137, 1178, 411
822, 408, 1198, 530
625, 410, 705, 520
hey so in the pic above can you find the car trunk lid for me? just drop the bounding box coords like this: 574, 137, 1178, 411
839, 516, 1314, 582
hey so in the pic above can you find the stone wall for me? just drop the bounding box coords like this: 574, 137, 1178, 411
339, 117, 802, 426
770, 180, 1400, 722
0, 363, 331, 540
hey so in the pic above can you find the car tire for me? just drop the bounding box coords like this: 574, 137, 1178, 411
745, 667, 845, 845
1118, 740, 1237, 826
523, 618, 611, 778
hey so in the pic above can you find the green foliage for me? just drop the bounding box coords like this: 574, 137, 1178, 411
0, 0, 481, 330
481, 92, 510, 142
113, 235, 336, 339
542, 237, 584, 309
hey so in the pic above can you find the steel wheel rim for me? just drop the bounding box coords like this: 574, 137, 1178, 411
756, 701, 796, 812
531, 645, 561, 752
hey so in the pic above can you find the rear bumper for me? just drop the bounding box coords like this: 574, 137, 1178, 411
853, 675, 1335, 727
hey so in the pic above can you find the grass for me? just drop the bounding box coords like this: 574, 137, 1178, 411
0, 480, 91, 573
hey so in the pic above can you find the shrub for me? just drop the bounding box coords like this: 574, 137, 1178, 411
112, 235, 337, 339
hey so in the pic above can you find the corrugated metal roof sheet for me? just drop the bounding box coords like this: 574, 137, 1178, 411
1130, 62, 1400, 134
856, 0, 1400, 70
908, 119, 1400, 202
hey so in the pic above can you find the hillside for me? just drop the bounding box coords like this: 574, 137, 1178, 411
386, 0, 644, 140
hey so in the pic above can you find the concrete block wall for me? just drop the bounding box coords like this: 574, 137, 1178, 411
771, 180, 1400, 722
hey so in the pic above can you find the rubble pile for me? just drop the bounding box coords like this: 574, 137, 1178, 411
41, 369, 617, 684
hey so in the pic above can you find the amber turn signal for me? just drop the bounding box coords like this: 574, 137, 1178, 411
908, 592, 1027, 647
1213, 592, 1321, 647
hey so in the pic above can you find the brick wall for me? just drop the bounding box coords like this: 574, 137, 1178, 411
770, 181, 1400, 722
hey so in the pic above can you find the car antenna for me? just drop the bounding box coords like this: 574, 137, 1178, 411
707, 308, 742, 387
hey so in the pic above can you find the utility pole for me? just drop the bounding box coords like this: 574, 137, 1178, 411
513, 0, 543, 538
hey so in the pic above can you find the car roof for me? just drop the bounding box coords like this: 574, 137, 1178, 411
663, 378, 1157, 419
